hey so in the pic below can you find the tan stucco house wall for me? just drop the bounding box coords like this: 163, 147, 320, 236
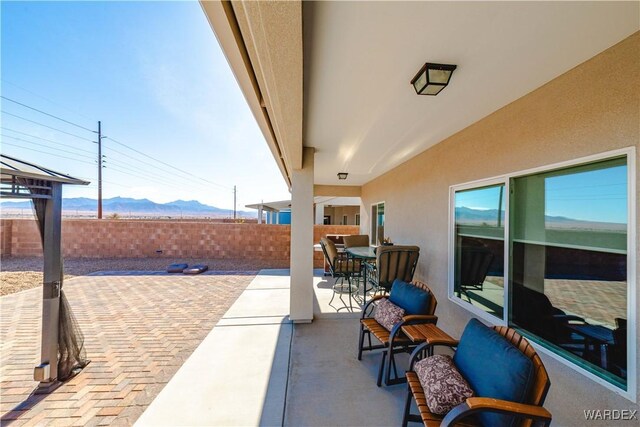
361, 32, 639, 425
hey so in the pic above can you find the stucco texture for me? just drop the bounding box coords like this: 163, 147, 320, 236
361, 32, 639, 425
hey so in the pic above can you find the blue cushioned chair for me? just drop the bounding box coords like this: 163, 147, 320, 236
358, 280, 438, 387
403, 319, 552, 427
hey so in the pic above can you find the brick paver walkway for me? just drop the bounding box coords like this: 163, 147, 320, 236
0, 271, 253, 426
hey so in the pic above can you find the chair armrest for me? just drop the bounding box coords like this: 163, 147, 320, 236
402, 314, 438, 324
407, 339, 459, 369
408, 342, 431, 368
442, 398, 552, 427
361, 295, 387, 319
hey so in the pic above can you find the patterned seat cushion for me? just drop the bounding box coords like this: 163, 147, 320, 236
415, 354, 474, 415
373, 298, 405, 331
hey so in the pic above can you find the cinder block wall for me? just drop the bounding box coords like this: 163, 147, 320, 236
0, 219, 358, 268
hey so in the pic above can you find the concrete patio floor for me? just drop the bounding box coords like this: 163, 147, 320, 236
137, 269, 408, 427
0, 271, 254, 426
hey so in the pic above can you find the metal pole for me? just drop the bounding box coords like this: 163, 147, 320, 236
35, 182, 62, 385
97, 121, 103, 219
233, 185, 237, 220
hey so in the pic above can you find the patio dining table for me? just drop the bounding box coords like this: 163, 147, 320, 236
345, 246, 376, 305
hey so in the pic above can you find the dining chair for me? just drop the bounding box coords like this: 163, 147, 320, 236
319, 237, 362, 311
343, 234, 370, 294
343, 234, 370, 248
369, 245, 420, 295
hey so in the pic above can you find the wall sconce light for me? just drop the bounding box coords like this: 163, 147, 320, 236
411, 63, 457, 96
337, 172, 348, 180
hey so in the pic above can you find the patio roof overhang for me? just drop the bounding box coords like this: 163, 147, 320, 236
202, 1, 639, 189
246, 196, 361, 213
200, 0, 303, 189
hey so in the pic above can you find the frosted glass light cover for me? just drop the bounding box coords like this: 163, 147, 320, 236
428, 68, 452, 84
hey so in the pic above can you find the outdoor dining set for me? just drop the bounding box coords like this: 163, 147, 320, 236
319, 234, 553, 427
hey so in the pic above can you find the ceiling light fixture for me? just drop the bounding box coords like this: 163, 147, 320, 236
411, 63, 457, 96
337, 172, 348, 180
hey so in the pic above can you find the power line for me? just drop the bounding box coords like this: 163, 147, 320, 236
1, 96, 95, 133
1, 111, 95, 142
105, 136, 233, 190
1, 128, 96, 154
104, 153, 225, 193
2, 96, 233, 195
1, 134, 96, 160
0, 79, 94, 121
1, 142, 97, 166
106, 163, 199, 192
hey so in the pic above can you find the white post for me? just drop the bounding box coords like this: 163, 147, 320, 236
290, 147, 315, 323
258, 206, 263, 224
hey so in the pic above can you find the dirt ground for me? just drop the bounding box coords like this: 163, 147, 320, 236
0, 256, 289, 296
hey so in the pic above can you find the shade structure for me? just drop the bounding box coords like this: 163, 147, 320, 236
1, 154, 90, 386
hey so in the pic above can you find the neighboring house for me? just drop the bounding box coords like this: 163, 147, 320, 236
246, 197, 360, 225
203, 1, 639, 424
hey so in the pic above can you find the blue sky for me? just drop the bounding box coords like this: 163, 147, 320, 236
1, 1, 290, 209
455, 165, 628, 224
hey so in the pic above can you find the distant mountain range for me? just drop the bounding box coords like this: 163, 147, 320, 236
0, 197, 256, 218
455, 206, 625, 230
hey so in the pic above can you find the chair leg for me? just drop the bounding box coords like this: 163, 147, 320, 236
391, 351, 399, 379
402, 386, 413, 427
329, 277, 339, 306
357, 326, 366, 360
384, 346, 407, 386
385, 347, 394, 385
377, 350, 387, 387
347, 276, 353, 311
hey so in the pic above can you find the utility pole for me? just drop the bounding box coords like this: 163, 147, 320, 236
233, 185, 237, 220
97, 121, 104, 219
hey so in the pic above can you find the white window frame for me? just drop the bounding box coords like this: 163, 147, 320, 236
448, 147, 636, 402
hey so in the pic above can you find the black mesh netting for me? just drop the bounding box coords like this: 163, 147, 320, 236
57, 292, 89, 380
25, 178, 89, 381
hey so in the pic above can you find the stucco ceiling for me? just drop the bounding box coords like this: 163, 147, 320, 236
303, 1, 639, 186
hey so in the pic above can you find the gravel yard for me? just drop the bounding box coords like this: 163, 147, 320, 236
0, 256, 288, 296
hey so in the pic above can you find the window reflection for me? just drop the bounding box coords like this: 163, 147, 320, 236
454, 185, 505, 318
510, 158, 628, 387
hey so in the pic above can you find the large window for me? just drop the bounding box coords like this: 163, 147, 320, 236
371, 202, 385, 245
449, 150, 635, 397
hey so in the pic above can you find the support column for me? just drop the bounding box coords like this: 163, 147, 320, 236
36, 182, 62, 384
315, 203, 325, 225
290, 147, 314, 323
258, 206, 263, 224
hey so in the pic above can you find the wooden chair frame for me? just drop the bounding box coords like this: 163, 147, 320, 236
357, 280, 438, 387
402, 326, 552, 427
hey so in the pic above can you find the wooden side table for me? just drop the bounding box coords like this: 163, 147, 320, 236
401, 323, 458, 356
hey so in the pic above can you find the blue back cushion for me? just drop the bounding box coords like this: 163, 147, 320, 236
388, 279, 431, 315
453, 319, 535, 427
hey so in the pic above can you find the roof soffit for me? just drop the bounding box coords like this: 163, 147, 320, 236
232, 0, 303, 171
